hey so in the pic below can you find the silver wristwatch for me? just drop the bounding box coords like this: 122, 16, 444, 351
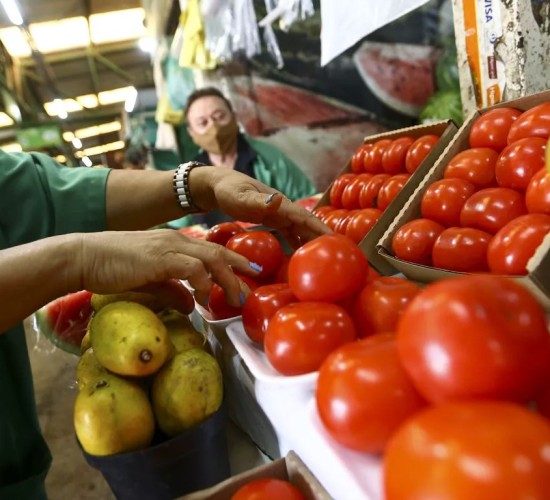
173, 161, 205, 212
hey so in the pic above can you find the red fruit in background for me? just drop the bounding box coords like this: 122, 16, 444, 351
350, 144, 369, 173
242, 284, 296, 344
459, 187, 527, 234
312, 205, 334, 219
364, 139, 392, 174
344, 208, 382, 243
264, 302, 356, 376
443, 147, 498, 189
421, 178, 476, 227
341, 173, 373, 209
322, 209, 349, 231
526, 169, 550, 215
391, 218, 445, 265
536, 381, 550, 419
232, 478, 305, 500
205, 222, 245, 246
273, 254, 290, 283
208, 275, 259, 320
469, 107, 522, 151
432, 227, 492, 272
487, 213, 550, 275
358, 173, 391, 208
507, 102, 550, 144
329, 173, 356, 208
334, 210, 358, 235
288, 233, 368, 303
405, 134, 439, 173
382, 137, 414, 175
377, 173, 410, 211
495, 137, 546, 191
397, 274, 550, 403
316, 334, 426, 454
227, 231, 283, 280
353, 277, 420, 338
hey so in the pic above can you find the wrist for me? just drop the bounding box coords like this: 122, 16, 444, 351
57, 233, 86, 294
188, 166, 218, 212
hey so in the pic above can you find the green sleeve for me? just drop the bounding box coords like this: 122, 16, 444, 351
0, 151, 110, 246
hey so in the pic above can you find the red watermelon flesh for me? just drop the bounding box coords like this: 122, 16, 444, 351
354, 41, 439, 117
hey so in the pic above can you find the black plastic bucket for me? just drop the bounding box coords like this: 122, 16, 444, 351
82, 405, 230, 500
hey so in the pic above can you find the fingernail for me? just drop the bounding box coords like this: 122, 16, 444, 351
249, 261, 263, 272
265, 193, 276, 204
239, 292, 246, 306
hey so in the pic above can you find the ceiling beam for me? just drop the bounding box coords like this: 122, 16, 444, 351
94, 53, 134, 84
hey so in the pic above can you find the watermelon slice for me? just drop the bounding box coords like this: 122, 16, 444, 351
353, 41, 439, 117
35, 291, 93, 355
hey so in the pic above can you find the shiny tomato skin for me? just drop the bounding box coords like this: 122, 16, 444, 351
353, 277, 420, 338
495, 137, 546, 191
272, 254, 290, 283
316, 334, 426, 453
526, 169, 550, 215
487, 213, 550, 275
312, 205, 335, 219
391, 218, 445, 265
397, 274, 550, 403
232, 478, 305, 500
536, 381, 550, 419
344, 208, 382, 243
208, 275, 259, 320
443, 147, 498, 189
421, 178, 476, 227
329, 173, 356, 208
459, 187, 527, 234
384, 401, 550, 500
288, 233, 368, 303
364, 139, 392, 174
333, 210, 358, 235
405, 134, 439, 173
358, 173, 391, 209
205, 222, 245, 246
469, 107, 523, 151
242, 284, 296, 344
432, 227, 492, 272
322, 209, 349, 231
382, 137, 414, 175
341, 173, 373, 210
350, 144, 369, 173
377, 173, 410, 211
507, 102, 550, 144
264, 302, 356, 376
227, 231, 283, 280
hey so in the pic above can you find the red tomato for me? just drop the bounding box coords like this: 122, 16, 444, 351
264, 302, 356, 376
382, 137, 414, 175
526, 169, 550, 215
340, 173, 373, 209
208, 275, 259, 320
358, 173, 391, 209
205, 222, 245, 246
397, 274, 550, 403
242, 284, 296, 344
288, 233, 368, 303
536, 381, 550, 419
495, 137, 546, 191
384, 401, 550, 500
469, 107, 523, 151
227, 231, 283, 280
459, 187, 527, 234
329, 173, 356, 208
273, 254, 290, 283
507, 102, 550, 144
487, 213, 550, 275
353, 277, 420, 338
350, 144, 369, 173
363, 139, 392, 174
322, 209, 349, 231
377, 173, 410, 211
443, 147, 498, 189
311, 205, 334, 219
344, 208, 382, 243
316, 334, 426, 453
232, 478, 305, 500
391, 218, 445, 265
333, 211, 357, 235
421, 178, 476, 227
432, 227, 492, 272
405, 134, 439, 173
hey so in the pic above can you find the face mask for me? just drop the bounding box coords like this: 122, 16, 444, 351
191, 119, 239, 155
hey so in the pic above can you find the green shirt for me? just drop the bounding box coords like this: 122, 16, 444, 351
0, 151, 110, 499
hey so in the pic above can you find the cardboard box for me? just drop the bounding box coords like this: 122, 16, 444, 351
376, 89, 550, 308
314, 120, 458, 275
452, 0, 550, 117
181, 451, 331, 500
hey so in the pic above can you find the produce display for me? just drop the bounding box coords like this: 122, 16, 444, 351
232, 478, 306, 500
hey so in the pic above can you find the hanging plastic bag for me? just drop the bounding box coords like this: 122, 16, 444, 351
201, 0, 233, 62
258, 0, 315, 33
179, 0, 218, 69
232, 0, 262, 59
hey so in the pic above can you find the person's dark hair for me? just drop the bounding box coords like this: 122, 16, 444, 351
184, 87, 233, 120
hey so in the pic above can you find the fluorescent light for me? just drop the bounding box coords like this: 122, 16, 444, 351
0, 112, 14, 127
138, 37, 156, 54
79, 140, 124, 158
82, 156, 92, 167
76, 94, 98, 108
30, 17, 90, 54
98, 86, 136, 106
89, 8, 145, 44
72, 138, 82, 149
51, 99, 68, 119
0, 26, 31, 57
54, 154, 66, 163
63, 131, 74, 142
73, 121, 122, 140
2, 142, 22, 152
0, 0, 23, 26
124, 87, 138, 113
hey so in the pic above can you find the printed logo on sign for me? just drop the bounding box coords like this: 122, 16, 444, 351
485, 0, 493, 22
488, 56, 497, 79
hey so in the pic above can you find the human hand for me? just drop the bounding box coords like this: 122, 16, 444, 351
73, 230, 261, 311
190, 167, 331, 248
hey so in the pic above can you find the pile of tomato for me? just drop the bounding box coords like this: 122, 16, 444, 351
312, 134, 440, 243
392, 103, 550, 275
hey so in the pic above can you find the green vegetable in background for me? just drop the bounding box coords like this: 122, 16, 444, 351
420, 89, 464, 126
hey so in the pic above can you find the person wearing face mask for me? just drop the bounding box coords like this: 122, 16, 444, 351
169, 87, 316, 228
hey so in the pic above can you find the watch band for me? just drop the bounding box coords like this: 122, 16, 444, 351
173, 161, 205, 212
